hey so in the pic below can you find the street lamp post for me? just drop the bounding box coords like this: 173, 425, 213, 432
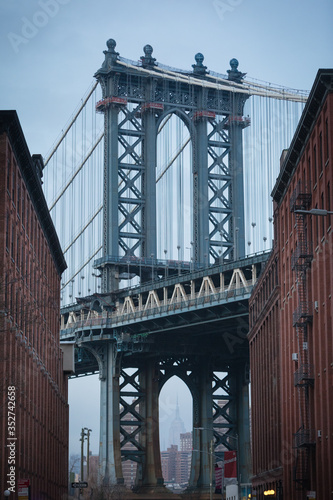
80, 428, 87, 481
194, 427, 215, 500
294, 208, 333, 216
209, 439, 213, 500
84, 428, 92, 478
164, 249, 168, 278
151, 253, 154, 282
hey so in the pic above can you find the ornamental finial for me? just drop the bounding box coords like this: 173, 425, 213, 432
192, 53, 208, 76
227, 58, 246, 83
101, 39, 119, 70
141, 44, 157, 68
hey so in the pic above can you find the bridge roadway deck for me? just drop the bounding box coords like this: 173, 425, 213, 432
60, 253, 269, 375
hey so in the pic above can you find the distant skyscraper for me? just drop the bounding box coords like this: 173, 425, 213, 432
168, 398, 186, 448
161, 444, 191, 486
180, 432, 192, 452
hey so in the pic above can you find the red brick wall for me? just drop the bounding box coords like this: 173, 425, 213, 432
249, 86, 333, 499
249, 251, 283, 496
280, 92, 333, 500
0, 133, 68, 499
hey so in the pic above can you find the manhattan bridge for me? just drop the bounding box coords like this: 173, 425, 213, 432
43, 40, 308, 498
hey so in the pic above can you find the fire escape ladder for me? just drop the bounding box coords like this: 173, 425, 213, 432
293, 446, 311, 490
290, 180, 312, 212
294, 362, 314, 387
291, 240, 313, 271
291, 181, 315, 491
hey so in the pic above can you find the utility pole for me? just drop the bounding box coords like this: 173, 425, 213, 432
209, 438, 213, 500
84, 428, 92, 478
80, 428, 87, 481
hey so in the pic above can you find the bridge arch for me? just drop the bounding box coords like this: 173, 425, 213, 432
156, 107, 194, 133
158, 361, 199, 424
156, 111, 193, 261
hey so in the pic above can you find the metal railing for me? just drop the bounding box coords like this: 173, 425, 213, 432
292, 302, 313, 326
293, 428, 316, 448
294, 364, 314, 386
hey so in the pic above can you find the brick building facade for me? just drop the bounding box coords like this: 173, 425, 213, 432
249, 70, 333, 499
0, 111, 68, 499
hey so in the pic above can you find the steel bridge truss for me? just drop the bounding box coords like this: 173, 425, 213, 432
61, 254, 267, 495
118, 360, 240, 467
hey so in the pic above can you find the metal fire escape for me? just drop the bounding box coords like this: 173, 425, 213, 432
290, 180, 315, 490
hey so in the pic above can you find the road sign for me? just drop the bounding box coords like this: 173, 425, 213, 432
71, 482, 88, 488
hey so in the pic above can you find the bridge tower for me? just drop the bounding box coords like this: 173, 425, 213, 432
71, 40, 253, 498
94, 40, 249, 293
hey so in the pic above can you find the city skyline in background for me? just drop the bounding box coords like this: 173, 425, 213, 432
69, 374, 193, 455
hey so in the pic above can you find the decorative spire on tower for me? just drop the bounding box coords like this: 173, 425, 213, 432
192, 52, 208, 76
227, 58, 246, 83
140, 44, 157, 68
168, 395, 186, 448
101, 38, 119, 71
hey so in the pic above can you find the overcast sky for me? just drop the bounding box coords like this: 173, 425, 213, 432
1, 0, 332, 456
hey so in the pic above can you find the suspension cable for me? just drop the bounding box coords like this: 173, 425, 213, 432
44, 81, 99, 166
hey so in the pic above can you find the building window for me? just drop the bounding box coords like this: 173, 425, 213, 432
11, 224, 15, 260
26, 253, 29, 283
5, 212, 10, 251
37, 227, 40, 262
319, 132, 323, 174
4, 274, 8, 311
313, 145, 317, 185
21, 242, 24, 275
10, 284, 14, 318
15, 290, 19, 325
328, 182, 331, 228
26, 199, 29, 233
321, 192, 325, 237
34, 215, 37, 248
314, 204, 319, 247
12, 167, 15, 203
20, 295, 24, 331
326, 118, 329, 162
22, 187, 25, 228
44, 242, 47, 271
16, 234, 20, 267
6, 158, 11, 192
307, 156, 311, 191
17, 175, 21, 217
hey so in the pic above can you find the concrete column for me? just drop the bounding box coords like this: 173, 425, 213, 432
189, 363, 213, 493
139, 359, 164, 491
142, 104, 157, 266
236, 365, 251, 485
98, 342, 123, 485
103, 104, 120, 292
193, 116, 209, 266
229, 363, 251, 486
